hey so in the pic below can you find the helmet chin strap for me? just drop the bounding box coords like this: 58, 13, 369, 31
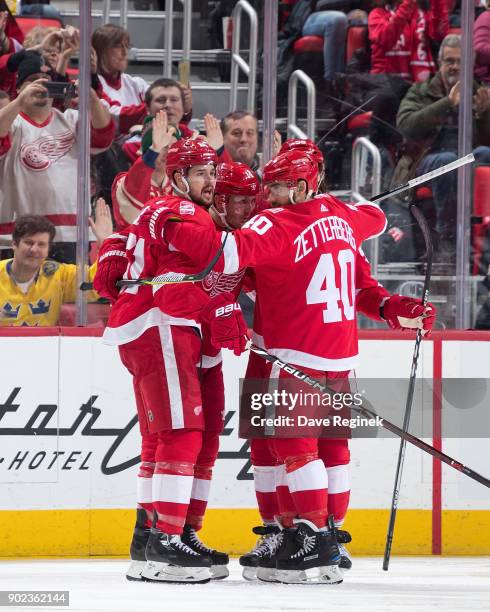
210, 202, 232, 230
171, 172, 190, 197
288, 186, 314, 204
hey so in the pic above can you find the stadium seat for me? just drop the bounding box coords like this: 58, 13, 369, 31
472, 165, 490, 274
292, 35, 324, 82
16, 16, 63, 37
346, 24, 368, 64
292, 35, 323, 54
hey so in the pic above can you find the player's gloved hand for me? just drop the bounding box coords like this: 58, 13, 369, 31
200, 292, 249, 356
381, 294, 436, 336
93, 249, 128, 303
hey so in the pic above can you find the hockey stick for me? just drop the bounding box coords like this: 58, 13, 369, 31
115, 231, 230, 288
247, 343, 490, 488
372, 153, 475, 203
382, 205, 433, 571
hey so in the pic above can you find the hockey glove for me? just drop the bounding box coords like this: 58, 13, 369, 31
200, 292, 249, 356
93, 249, 128, 303
381, 294, 436, 336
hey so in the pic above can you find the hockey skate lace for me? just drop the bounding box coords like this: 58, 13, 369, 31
291, 534, 316, 559
263, 532, 283, 556
252, 531, 280, 556
170, 535, 200, 556
188, 529, 214, 554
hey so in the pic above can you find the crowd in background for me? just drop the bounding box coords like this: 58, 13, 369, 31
0, 0, 489, 328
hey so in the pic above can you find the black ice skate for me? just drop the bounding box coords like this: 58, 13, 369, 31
126, 508, 151, 581
336, 528, 353, 570
141, 528, 212, 584
275, 516, 343, 584
181, 524, 229, 579
239, 524, 282, 580
256, 526, 302, 583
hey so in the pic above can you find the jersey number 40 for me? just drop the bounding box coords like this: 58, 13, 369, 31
306, 249, 355, 323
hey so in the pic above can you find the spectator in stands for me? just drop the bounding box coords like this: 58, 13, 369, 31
122, 77, 196, 163
475, 0, 490, 86
0, 201, 112, 327
91, 24, 147, 139
0, 52, 115, 263
396, 34, 490, 247
366, 0, 449, 147
0, 5, 23, 56
220, 110, 259, 171
0, 6, 24, 97
302, 1, 368, 91
22, 25, 80, 80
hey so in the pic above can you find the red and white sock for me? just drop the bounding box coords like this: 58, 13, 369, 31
326, 464, 350, 526
137, 461, 155, 528
152, 429, 202, 534
274, 464, 296, 527
186, 465, 212, 530
253, 465, 279, 524
153, 460, 195, 534
285, 455, 328, 528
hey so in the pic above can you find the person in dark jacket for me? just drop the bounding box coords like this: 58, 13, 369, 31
396, 34, 490, 242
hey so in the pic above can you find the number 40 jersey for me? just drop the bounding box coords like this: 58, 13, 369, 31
166, 194, 387, 372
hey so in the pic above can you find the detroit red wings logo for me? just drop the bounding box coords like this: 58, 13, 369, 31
20, 130, 75, 171
202, 269, 246, 297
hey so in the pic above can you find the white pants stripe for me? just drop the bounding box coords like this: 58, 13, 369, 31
159, 326, 184, 429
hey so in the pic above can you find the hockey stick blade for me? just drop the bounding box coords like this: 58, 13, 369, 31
372, 153, 475, 203
382, 205, 433, 571
248, 343, 490, 489
117, 270, 197, 287
115, 231, 229, 288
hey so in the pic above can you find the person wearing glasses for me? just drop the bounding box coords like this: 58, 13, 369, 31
396, 34, 490, 255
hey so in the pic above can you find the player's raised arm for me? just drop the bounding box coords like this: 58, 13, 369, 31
343, 198, 387, 244
164, 209, 290, 274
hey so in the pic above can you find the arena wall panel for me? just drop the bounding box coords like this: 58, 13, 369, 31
0, 329, 488, 556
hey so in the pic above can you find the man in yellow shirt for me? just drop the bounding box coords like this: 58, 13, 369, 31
0, 199, 112, 326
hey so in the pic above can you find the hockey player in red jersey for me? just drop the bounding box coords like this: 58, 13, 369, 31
93, 143, 259, 584
238, 139, 437, 579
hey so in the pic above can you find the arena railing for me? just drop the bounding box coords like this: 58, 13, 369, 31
229, 0, 257, 113
350, 136, 382, 279
287, 69, 316, 141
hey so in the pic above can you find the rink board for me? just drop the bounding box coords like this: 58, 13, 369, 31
0, 329, 489, 556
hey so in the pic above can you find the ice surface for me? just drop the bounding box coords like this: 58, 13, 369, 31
0, 558, 489, 612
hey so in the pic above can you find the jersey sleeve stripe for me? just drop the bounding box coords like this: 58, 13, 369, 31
222, 232, 240, 274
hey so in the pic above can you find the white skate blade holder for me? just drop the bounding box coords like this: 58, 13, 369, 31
241, 566, 258, 581
126, 560, 146, 581
276, 565, 343, 585
210, 564, 229, 580
256, 567, 280, 583
142, 561, 212, 584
